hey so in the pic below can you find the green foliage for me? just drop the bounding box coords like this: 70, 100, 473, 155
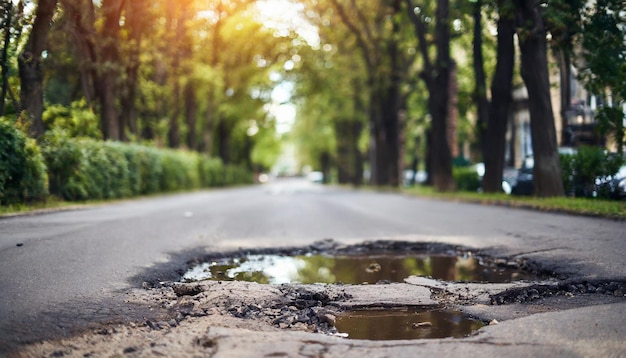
159, 150, 201, 192
0, 118, 49, 205
404, 185, 626, 219
199, 157, 225, 187
453, 166, 481, 192
43, 100, 102, 139
578, 0, 626, 153
40, 130, 251, 202
560, 146, 624, 199
595, 107, 625, 154
224, 164, 254, 185
251, 128, 282, 170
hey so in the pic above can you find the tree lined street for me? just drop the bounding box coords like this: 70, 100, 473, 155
1, 180, 625, 355
1, 0, 625, 355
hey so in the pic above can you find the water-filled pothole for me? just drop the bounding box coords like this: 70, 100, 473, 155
334, 308, 484, 340
182, 253, 532, 284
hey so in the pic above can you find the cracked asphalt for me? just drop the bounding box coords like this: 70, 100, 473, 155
1, 178, 625, 357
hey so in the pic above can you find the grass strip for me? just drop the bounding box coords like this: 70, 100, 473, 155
403, 186, 626, 220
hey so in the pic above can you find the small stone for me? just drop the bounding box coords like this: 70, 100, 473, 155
489, 319, 499, 325
173, 285, 203, 297
168, 319, 178, 327
411, 321, 432, 329
366, 263, 382, 273
319, 313, 336, 325
123, 347, 137, 354
614, 290, 624, 297
146, 321, 160, 330
195, 336, 216, 348
190, 308, 208, 317
16, 243, 23, 247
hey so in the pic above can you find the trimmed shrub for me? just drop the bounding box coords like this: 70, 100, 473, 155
224, 164, 254, 185
562, 146, 624, 199
0, 118, 48, 205
453, 166, 481, 192
42, 130, 88, 200
160, 150, 201, 191
199, 157, 225, 187
37, 130, 253, 202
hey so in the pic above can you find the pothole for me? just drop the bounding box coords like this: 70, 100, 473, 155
182, 253, 534, 284
334, 307, 484, 340
156, 241, 551, 341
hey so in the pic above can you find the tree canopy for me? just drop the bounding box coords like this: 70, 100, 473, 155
1, 0, 623, 195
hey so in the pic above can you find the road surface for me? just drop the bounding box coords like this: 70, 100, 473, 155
1, 178, 624, 354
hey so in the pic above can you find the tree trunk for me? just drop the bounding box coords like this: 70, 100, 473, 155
483, 8, 515, 193
168, 86, 181, 148
18, 0, 58, 138
447, 61, 458, 159
428, 75, 455, 191
429, 0, 455, 191
185, 82, 198, 150
405, 0, 455, 191
371, 0, 402, 187
515, 0, 564, 197
369, 85, 385, 185
60, 0, 98, 106
120, 0, 146, 137
351, 121, 364, 186
216, 119, 230, 164
472, 0, 489, 159
557, 49, 572, 145
98, 0, 123, 140
1, 1, 13, 116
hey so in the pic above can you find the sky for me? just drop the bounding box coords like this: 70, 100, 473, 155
255, 0, 318, 135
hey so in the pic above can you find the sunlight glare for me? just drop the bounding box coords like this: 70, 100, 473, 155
255, 0, 319, 47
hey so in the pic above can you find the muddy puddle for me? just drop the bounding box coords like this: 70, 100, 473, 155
334, 308, 484, 340
182, 253, 532, 284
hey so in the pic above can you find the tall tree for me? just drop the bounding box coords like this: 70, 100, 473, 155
544, 0, 584, 146
292, 5, 367, 185
472, 0, 489, 159
119, 0, 150, 137
481, 1, 515, 193
97, 0, 123, 140
513, 0, 564, 197
59, 0, 97, 105
0, 0, 24, 116
18, 0, 58, 138
328, 0, 407, 186
578, 0, 626, 154
405, 0, 455, 191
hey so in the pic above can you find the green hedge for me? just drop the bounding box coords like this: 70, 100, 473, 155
560, 146, 624, 199
29, 129, 252, 202
0, 118, 48, 205
453, 166, 481, 192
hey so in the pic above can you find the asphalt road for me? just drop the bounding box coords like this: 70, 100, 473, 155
1, 178, 625, 352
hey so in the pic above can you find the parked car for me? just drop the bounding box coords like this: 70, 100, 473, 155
510, 148, 625, 199
307, 171, 324, 183
510, 156, 534, 195
474, 162, 518, 194
596, 165, 626, 199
